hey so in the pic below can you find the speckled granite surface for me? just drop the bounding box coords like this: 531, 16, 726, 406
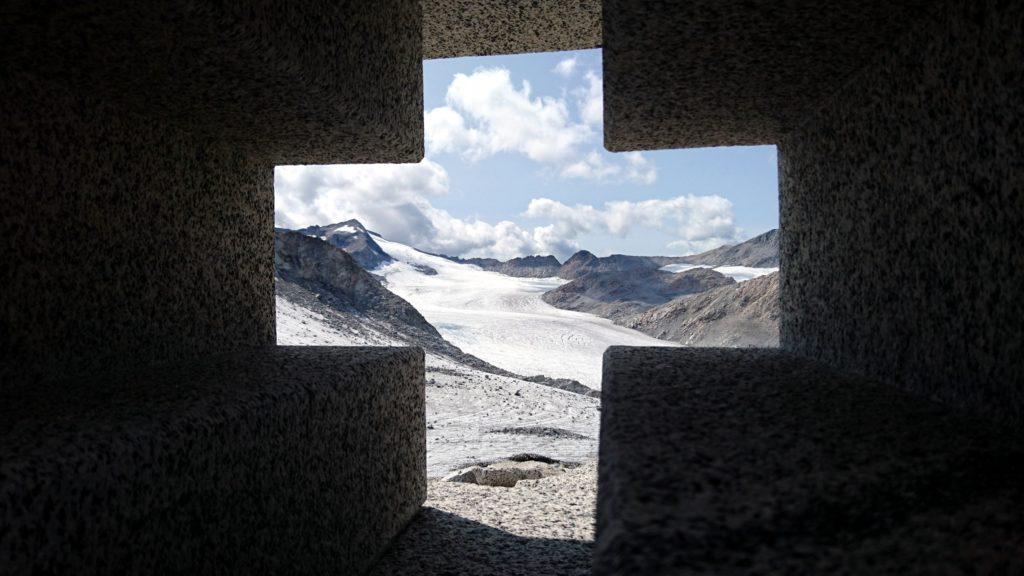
1, 1, 423, 164
596, 347, 1024, 575
780, 0, 1024, 425
1, 72, 276, 393
602, 0, 936, 149
423, 0, 601, 59
2, 2, 425, 392
0, 346, 426, 575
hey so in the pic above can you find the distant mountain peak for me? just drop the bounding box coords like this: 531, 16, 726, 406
294, 219, 393, 270
678, 229, 779, 267
566, 250, 596, 262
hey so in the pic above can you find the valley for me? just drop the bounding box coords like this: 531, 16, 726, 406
275, 220, 779, 477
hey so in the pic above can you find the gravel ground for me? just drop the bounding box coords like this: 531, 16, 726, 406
368, 461, 597, 576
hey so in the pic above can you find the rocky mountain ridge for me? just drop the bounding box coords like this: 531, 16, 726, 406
296, 219, 394, 270
675, 229, 779, 267
542, 267, 736, 322
275, 229, 600, 392
285, 222, 781, 349
625, 272, 779, 347
442, 254, 562, 278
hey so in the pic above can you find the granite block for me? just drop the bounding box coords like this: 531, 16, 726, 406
596, 347, 1024, 575
0, 346, 426, 575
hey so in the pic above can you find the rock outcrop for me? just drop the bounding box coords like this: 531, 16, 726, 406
297, 219, 394, 270
442, 254, 562, 278
558, 251, 661, 280
626, 272, 780, 347
443, 456, 570, 487
673, 229, 779, 267
276, 230, 497, 369
543, 267, 735, 321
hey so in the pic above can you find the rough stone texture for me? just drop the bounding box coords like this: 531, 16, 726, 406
444, 459, 568, 487
779, 0, 1024, 425
423, 0, 601, 59
602, 0, 936, 150
1, 1, 424, 165
0, 346, 426, 575
596, 347, 1024, 575
1, 73, 276, 392
2, 1, 424, 391
370, 462, 597, 576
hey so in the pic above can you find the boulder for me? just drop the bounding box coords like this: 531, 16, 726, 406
443, 458, 567, 487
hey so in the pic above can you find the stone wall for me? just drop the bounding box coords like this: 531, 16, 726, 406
0, 1, 424, 391
779, 0, 1024, 424
0, 347, 426, 575
0, 73, 276, 391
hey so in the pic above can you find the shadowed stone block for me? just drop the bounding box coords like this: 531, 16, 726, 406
423, 0, 601, 59
0, 346, 426, 575
780, 0, 1024, 425
2, 2, 425, 390
596, 347, 1024, 575
1, 1, 423, 165
602, 0, 935, 150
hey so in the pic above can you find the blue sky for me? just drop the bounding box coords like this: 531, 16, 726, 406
275, 49, 778, 260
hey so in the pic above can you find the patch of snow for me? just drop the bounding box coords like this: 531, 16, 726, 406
660, 263, 778, 282
329, 225, 358, 235
373, 236, 675, 389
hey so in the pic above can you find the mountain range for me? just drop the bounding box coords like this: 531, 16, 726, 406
304, 218, 778, 277
276, 219, 781, 361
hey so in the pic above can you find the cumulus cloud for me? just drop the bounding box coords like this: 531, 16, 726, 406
274, 162, 574, 261
423, 66, 657, 185
576, 71, 603, 126
622, 152, 657, 184
424, 68, 592, 163
561, 151, 621, 181
524, 195, 741, 254
275, 67, 733, 260
560, 150, 657, 184
552, 57, 578, 77
276, 161, 737, 258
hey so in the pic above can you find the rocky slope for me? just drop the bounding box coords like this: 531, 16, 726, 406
433, 229, 779, 281
277, 229, 505, 372
276, 228, 600, 392
625, 272, 780, 347
674, 229, 779, 267
296, 219, 393, 270
441, 254, 562, 278
557, 250, 663, 280
542, 267, 735, 321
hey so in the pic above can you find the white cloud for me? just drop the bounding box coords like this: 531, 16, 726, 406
424, 68, 592, 163
552, 57, 578, 77
275, 69, 732, 260
576, 71, 603, 126
423, 67, 655, 185
274, 162, 576, 261
622, 152, 657, 184
524, 195, 741, 254
560, 150, 657, 184
561, 151, 621, 181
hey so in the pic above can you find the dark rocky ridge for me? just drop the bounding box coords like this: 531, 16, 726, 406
442, 254, 562, 278
674, 229, 779, 267
626, 272, 780, 347
275, 229, 599, 396
276, 229, 497, 372
557, 251, 663, 280
542, 268, 735, 322
297, 219, 394, 270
